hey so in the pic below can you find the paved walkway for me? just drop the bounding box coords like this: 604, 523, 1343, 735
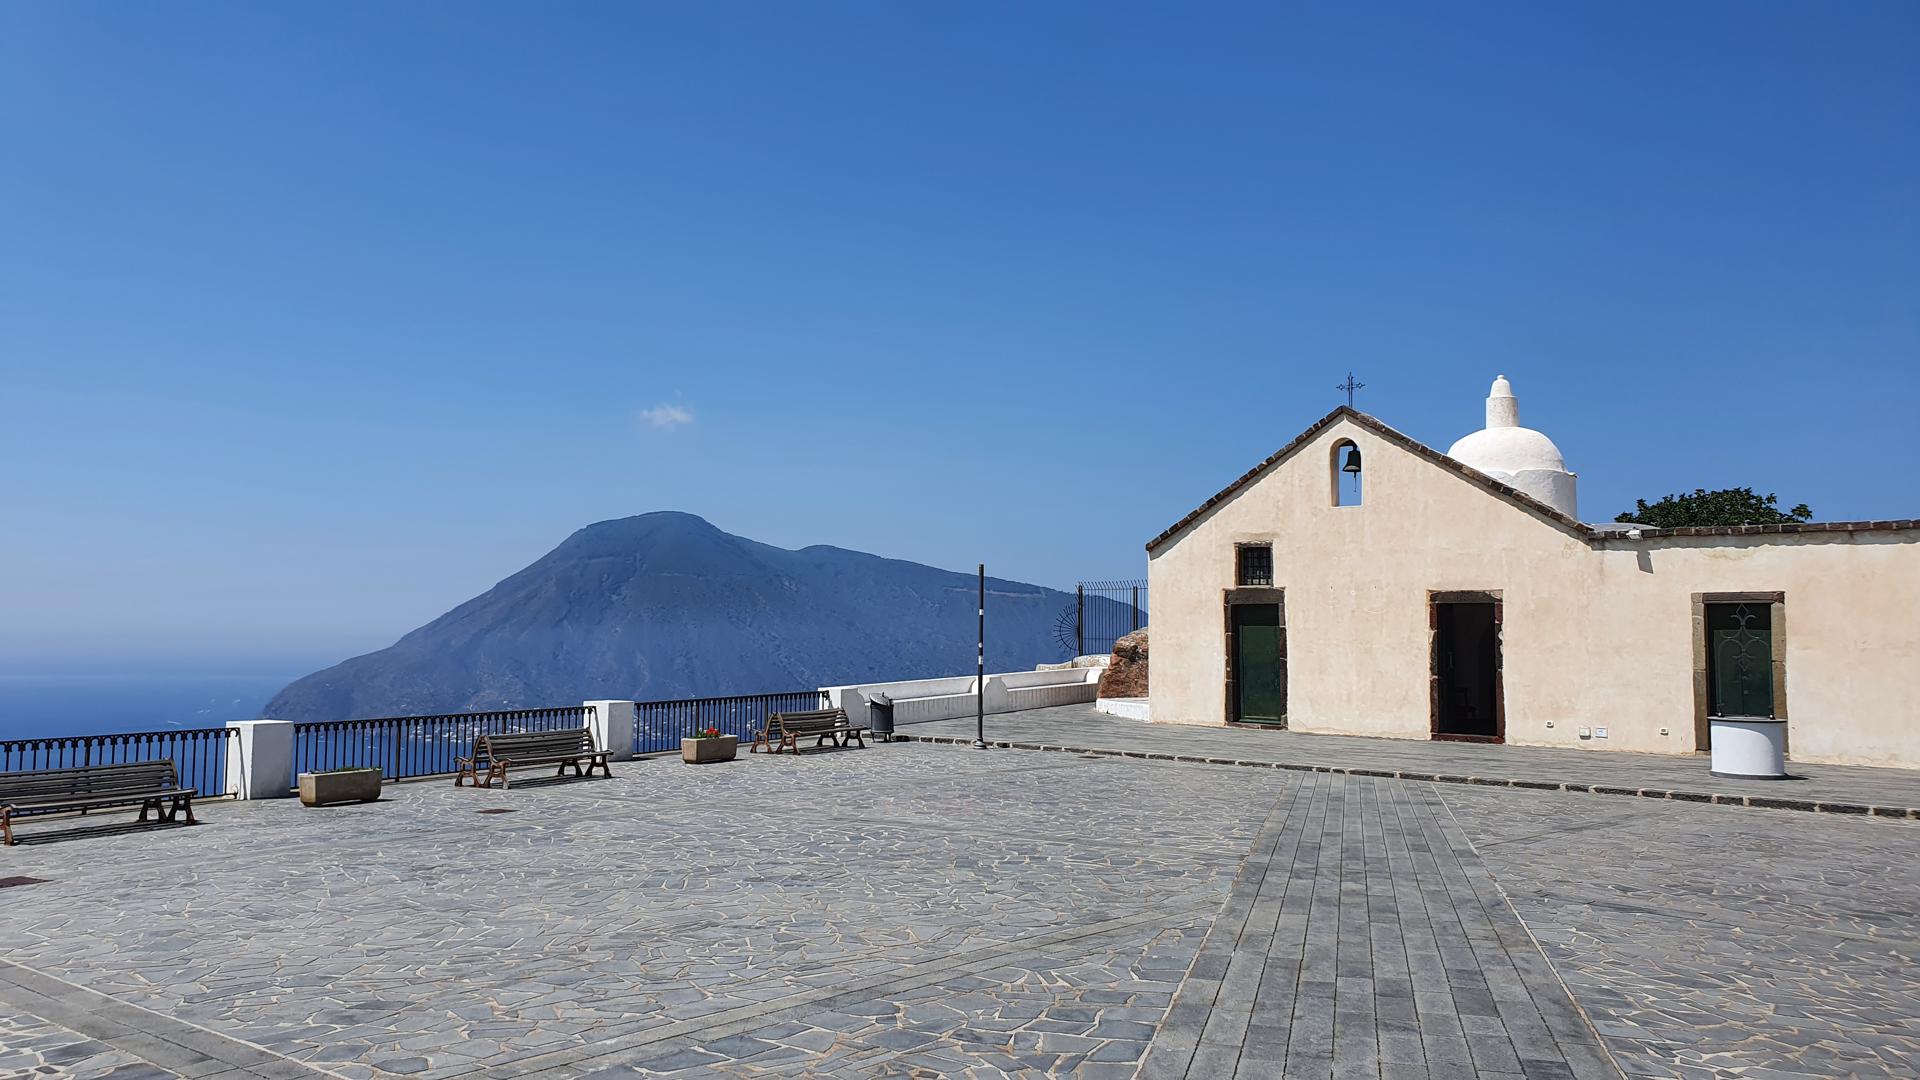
0, 741, 1914, 1079
898, 706, 1920, 816
0, 959, 310, 1080
1137, 772, 1616, 1080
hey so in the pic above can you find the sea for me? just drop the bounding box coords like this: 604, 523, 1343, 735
0, 670, 303, 742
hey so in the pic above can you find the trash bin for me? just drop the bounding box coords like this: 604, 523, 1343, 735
1709, 717, 1788, 779
867, 692, 895, 743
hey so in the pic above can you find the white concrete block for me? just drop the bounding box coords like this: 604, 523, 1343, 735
582, 700, 637, 761
225, 720, 295, 800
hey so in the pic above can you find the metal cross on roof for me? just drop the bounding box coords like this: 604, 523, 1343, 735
1337, 371, 1365, 408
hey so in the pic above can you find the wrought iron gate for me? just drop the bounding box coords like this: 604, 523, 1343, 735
1054, 579, 1148, 659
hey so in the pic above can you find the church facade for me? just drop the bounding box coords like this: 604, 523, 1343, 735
1145, 378, 1920, 769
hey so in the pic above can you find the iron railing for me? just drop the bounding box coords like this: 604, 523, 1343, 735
0, 727, 238, 797
634, 691, 829, 754
0, 690, 887, 802
1057, 579, 1148, 659
289, 705, 596, 785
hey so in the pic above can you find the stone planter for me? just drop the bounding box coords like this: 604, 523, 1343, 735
682, 735, 738, 764
1709, 718, 1788, 779
298, 767, 383, 806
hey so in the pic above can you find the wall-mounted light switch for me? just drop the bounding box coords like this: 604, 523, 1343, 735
1595, 727, 1609, 739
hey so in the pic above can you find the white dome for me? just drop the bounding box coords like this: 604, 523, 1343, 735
1445, 375, 1578, 518
1446, 426, 1569, 475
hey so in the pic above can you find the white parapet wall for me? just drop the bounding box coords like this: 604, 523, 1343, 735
824, 675, 978, 725
822, 667, 1102, 727
991, 668, 1105, 712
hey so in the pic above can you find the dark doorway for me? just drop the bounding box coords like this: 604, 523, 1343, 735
1707, 602, 1775, 718
1229, 603, 1286, 726
1431, 597, 1502, 742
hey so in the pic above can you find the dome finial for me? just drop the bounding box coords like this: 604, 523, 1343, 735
1486, 375, 1519, 429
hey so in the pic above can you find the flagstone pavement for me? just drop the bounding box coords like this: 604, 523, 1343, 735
0, 739, 1914, 1080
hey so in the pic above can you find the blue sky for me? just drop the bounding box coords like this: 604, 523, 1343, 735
3, 1, 1915, 670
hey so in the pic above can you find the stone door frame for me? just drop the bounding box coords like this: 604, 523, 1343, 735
1429, 590, 1505, 744
1693, 591, 1787, 754
1223, 587, 1287, 729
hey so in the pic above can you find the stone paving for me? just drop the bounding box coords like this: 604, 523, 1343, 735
1137, 772, 1616, 1080
1441, 784, 1920, 1079
0, 748, 1282, 1080
0, 958, 319, 1080
0, 1005, 173, 1080
0, 738, 1915, 1079
901, 706, 1920, 815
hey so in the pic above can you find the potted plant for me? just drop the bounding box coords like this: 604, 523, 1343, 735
682, 726, 738, 764
298, 766, 383, 806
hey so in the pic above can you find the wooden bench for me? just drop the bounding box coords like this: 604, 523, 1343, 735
751, 708, 868, 755
455, 728, 613, 789
0, 760, 197, 846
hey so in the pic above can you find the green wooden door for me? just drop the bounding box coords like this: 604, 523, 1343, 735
1232, 604, 1285, 725
1708, 603, 1774, 718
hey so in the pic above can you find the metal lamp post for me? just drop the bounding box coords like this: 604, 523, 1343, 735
974, 563, 988, 749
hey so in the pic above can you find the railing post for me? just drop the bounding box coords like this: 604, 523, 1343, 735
225, 720, 296, 799
1076, 585, 1085, 657
581, 701, 636, 761
1132, 586, 1140, 633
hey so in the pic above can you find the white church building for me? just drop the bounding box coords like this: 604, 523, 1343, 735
1145, 377, 1920, 769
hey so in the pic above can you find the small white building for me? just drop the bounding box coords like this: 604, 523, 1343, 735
1146, 377, 1920, 769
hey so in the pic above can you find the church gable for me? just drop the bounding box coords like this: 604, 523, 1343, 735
1146, 405, 1594, 555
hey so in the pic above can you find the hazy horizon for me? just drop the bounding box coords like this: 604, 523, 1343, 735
1, 511, 1103, 671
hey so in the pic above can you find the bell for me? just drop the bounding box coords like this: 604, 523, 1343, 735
1342, 446, 1363, 475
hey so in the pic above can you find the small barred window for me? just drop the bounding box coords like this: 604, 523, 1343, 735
1237, 545, 1273, 586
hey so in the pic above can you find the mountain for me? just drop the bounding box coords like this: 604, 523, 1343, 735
263, 512, 1096, 721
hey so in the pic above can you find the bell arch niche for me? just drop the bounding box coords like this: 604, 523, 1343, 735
1331, 439, 1363, 507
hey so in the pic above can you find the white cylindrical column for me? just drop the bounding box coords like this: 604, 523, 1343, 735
1486, 374, 1519, 428
225, 720, 295, 799
1709, 718, 1788, 779
582, 701, 637, 760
